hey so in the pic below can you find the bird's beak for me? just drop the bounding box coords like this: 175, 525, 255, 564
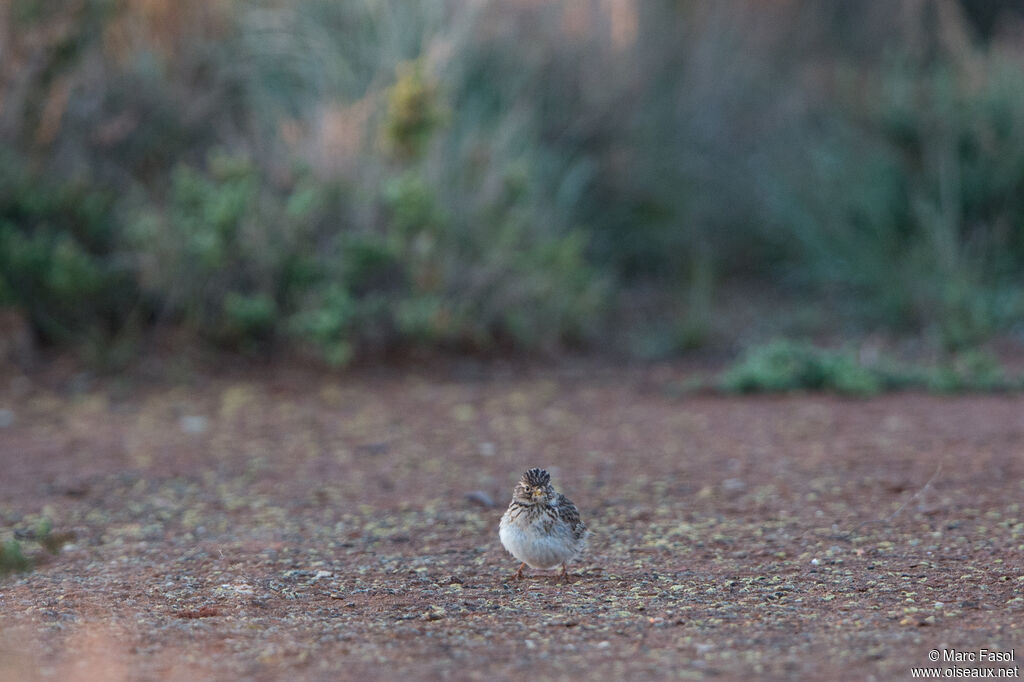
532, 489, 544, 499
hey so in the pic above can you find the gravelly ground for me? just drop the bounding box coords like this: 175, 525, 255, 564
0, 363, 1022, 680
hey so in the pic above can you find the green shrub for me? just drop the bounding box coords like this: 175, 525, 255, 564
720, 340, 883, 395
222, 293, 277, 347
5, 0, 1024, 367
916, 349, 1017, 393
288, 284, 357, 366
0, 540, 30, 576
130, 152, 327, 350
719, 340, 1021, 395
0, 154, 139, 348
769, 50, 1024, 346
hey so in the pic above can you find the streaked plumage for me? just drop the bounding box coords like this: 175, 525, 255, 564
498, 467, 588, 583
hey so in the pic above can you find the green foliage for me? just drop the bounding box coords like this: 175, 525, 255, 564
719, 340, 1021, 395
720, 340, 883, 395
0, 540, 30, 576
383, 60, 446, 161
223, 293, 277, 346
4, 1, 1024, 366
771, 52, 1024, 346
383, 172, 444, 239
131, 152, 323, 350
0, 154, 139, 348
897, 349, 1018, 393
288, 284, 356, 366
0, 518, 75, 577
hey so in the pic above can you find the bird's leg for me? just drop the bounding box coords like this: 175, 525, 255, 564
559, 562, 572, 584
513, 562, 526, 581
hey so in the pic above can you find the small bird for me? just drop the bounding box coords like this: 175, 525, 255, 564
498, 467, 588, 583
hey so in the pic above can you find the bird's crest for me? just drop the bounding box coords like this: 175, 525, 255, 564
522, 468, 550, 487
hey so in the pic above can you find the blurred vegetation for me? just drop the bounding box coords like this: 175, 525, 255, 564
2, 0, 1024, 365
0, 540, 30, 576
718, 339, 1022, 395
0, 517, 73, 577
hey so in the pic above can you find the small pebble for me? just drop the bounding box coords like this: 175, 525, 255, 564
465, 490, 496, 508
180, 415, 208, 434
722, 478, 745, 492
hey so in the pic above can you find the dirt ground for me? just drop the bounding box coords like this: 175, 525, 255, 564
0, 361, 1022, 680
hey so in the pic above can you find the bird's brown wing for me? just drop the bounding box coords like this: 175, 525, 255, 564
555, 493, 587, 541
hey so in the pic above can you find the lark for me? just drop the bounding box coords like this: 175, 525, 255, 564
498, 468, 588, 583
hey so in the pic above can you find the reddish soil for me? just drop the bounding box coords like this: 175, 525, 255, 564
0, 363, 1021, 680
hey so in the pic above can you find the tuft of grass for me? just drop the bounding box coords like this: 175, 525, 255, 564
718, 340, 1022, 396
720, 340, 883, 395
28, 517, 74, 555
0, 540, 31, 576
3, 518, 76, 576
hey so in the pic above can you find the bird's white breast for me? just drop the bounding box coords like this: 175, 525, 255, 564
499, 508, 579, 570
